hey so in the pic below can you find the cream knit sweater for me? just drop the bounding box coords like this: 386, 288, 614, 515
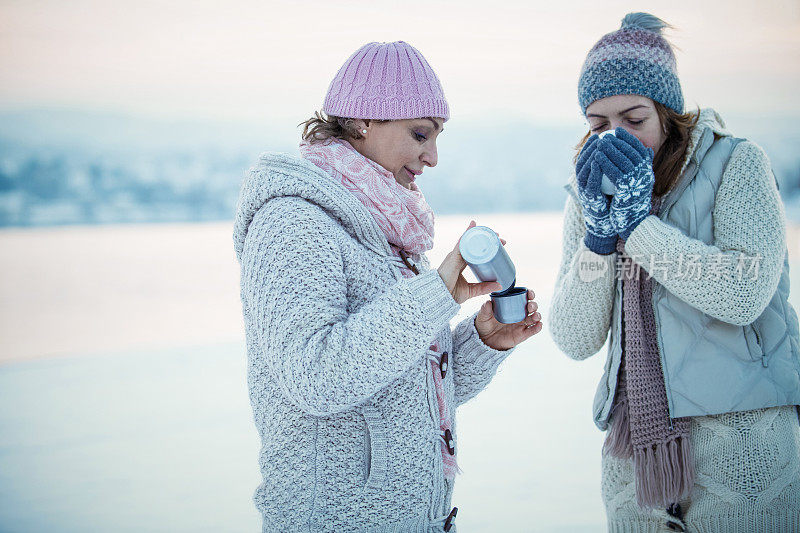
550, 110, 800, 532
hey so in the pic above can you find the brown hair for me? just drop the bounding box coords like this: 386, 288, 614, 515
574, 102, 699, 196
300, 111, 387, 143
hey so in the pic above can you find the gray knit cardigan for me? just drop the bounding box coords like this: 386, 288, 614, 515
233, 152, 512, 532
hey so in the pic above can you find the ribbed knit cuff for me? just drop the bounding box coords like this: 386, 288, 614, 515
571, 242, 618, 284
692, 512, 800, 533
623, 215, 666, 260
618, 214, 648, 241
607, 519, 667, 533
405, 268, 460, 333
609, 512, 800, 533
584, 232, 618, 255
452, 312, 514, 369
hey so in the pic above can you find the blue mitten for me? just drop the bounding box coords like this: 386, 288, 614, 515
575, 134, 617, 255
595, 128, 655, 241
575, 133, 599, 178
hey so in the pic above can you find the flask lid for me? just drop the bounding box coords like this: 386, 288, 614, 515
458, 226, 500, 265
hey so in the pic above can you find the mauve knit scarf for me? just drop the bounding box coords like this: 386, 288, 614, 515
604, 196, 695, 509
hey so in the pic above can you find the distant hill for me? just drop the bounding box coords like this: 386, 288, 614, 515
0, 108, 797, 227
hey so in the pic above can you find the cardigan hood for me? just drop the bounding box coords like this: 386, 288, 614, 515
233, 152, 391, 262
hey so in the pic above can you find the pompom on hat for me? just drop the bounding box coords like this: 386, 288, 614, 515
578, 13, 684, 114
323, 41, 450, 122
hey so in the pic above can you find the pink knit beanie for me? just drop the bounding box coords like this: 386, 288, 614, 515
323, 41, 450, 122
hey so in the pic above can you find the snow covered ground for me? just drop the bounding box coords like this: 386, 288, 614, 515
1, 213, 798, 532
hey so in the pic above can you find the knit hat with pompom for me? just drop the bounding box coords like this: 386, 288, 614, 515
578, 13, 684, 114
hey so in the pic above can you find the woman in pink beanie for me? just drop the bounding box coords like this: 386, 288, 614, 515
233, 41, 542, 532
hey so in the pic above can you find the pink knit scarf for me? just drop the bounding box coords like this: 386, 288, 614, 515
299, 138, 434, 255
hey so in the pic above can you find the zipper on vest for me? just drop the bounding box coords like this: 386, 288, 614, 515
751, 325, 767, 366
754, 327, 768, 367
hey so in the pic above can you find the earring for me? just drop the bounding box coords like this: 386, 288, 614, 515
361, 129, 367, 134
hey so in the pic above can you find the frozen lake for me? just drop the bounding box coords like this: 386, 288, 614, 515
1, 214, 798, 532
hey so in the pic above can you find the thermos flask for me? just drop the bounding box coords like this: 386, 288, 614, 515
458, 226, 527, 324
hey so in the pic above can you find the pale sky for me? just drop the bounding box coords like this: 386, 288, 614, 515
1, 0, 799, 131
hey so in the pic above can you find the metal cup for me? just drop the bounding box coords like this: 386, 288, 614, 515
490, 286, 528, 324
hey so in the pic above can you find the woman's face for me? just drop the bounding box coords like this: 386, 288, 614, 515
585, 95, 666, 154
350, 118, 443, 189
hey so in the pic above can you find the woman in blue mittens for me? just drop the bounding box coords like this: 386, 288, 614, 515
550, 12, 800, 533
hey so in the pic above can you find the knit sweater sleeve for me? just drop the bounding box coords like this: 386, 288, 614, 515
624, 141, 786, 326
549, 189, 618, 360
450, 312, 513, 407
241, 196, 460, 416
